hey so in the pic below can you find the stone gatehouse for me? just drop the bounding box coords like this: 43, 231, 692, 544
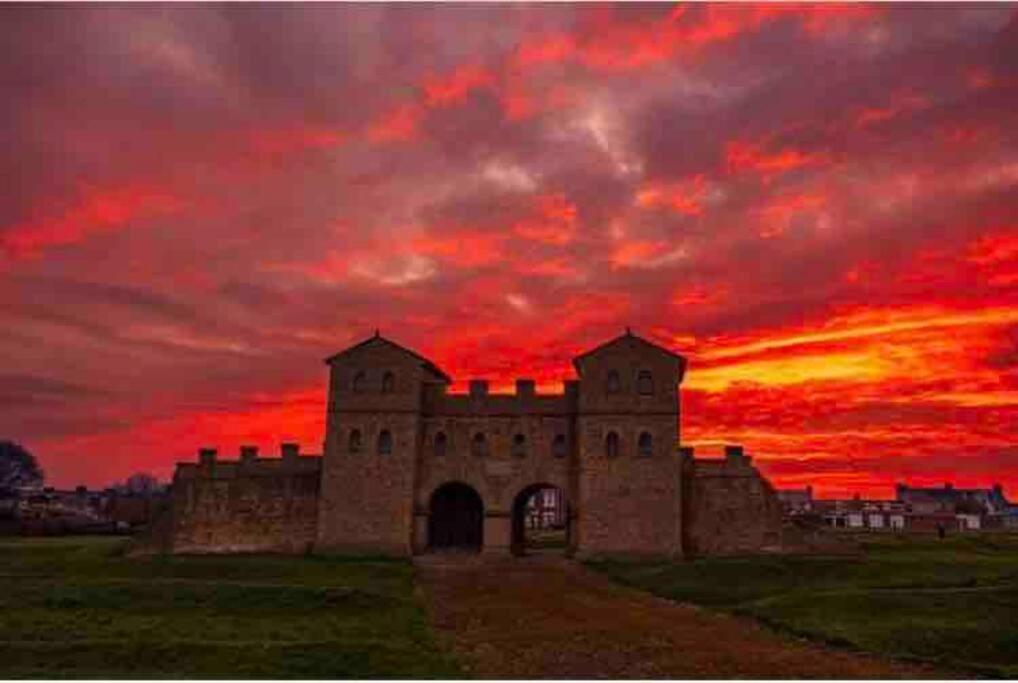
169, 331, 783, 557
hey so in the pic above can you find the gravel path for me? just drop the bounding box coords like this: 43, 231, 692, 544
416, 554, 943, 679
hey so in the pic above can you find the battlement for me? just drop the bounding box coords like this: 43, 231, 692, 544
170, 442, 322, 554
164, 329, 784, 559
422, 378, 580, 416
683, 444, 782, 556
684, 444, 759, 477
174, 444, 322, 481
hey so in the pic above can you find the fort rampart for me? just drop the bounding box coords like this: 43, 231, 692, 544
170, 444, 320, 553
682, 446, 783, 555
164, 332, 785, 558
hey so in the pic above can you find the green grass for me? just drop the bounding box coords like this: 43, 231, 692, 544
0, 537, 461, 678
588, 533, 1018, 677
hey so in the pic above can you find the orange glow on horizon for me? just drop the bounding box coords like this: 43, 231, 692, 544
4, 3, 1015, 504
34, 295, 1014, 500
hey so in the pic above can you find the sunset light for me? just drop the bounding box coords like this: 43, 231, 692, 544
1, 2, 1015, 502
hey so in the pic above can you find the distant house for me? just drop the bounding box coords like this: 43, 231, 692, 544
17, 486, 107, 529
895, 482, 1010, 516
889, 512, 905, 530
6, 484, 167, 535
776, 486, 814, 515
957, 513, 981, 531
525, 488, 566, 530
812, 482, 1012, 534
897, 482, 1014, 531
847, 510, 864, 528
813, 496, 906, 531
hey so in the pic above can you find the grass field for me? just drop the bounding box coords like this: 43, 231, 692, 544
5, 533, 1018, 678
589, 533, 1018, 677
0, 537, 460, 678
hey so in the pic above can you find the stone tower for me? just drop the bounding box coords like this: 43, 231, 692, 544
316, 333, 450, 554
168, 329, 783, 558
572, 330, 687, 557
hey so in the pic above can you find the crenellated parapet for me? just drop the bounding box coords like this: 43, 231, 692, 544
174, 443, 322, 481
170, 443, 322, 554
421, 378, 580, 416
164, 330, 786, 559
684, 444, 760, 476
682, 444, 783, 556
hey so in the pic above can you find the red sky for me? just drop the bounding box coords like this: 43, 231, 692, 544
2, 4, 1016, 498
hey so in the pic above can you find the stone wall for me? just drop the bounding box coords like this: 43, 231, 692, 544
317, 339, 440, 555
163, 332, 789, 560
414, 380, 576, 553
574, 335, 685, 557
683, 446, 783, 556
317, 411, 421, 555
576, 414, 682, 556
170, 445, 320, 554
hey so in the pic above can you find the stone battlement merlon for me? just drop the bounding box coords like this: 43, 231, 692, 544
170, 445, 321, 555
174, 444, 322, 481
174, 457, 322, 481
422, 379, 580, 416
680, 444, 759, 477
165, 330, 784, 558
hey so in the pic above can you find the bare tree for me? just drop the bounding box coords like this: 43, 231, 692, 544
0, 441, 44, 491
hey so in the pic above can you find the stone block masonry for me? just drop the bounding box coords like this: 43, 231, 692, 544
170, 444, 320, 554
683, 446, 784, 556
166, 331, 785, 559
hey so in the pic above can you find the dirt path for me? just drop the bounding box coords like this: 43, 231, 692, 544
416, 554, 942, 679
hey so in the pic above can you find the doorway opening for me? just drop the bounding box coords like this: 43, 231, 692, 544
511, 483, 569, 556
428, 482, 484, 551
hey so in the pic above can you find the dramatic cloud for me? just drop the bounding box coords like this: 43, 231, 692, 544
2, 3, 1016, 498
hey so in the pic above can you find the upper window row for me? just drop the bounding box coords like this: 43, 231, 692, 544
348, 429, 567, 458
346, 427, 651, 458
351, 370, 396, 394
604, 430, 655, 458
606, 369, 654, 396
434, 431, 567, 459
348, 428, 393, 455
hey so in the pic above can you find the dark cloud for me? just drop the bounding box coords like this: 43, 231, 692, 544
0, 373, 102, 406
0, 3, 1015, 492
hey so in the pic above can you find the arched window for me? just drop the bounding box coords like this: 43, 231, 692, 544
606, 369, 621, 394
637, 370, 654, 396
352, 371, 366, 394
348, 429, 362, 453
381, 371, 395, 394
552, 434, 567, 459
511, 433, 526, 458
471, 432, 488, 457
638, 431, 653, 457
434, 431, 447, 458
378, 429, 393, 456
605, 431, 620, 458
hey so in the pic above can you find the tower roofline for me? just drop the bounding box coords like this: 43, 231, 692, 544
571, 330, 687, 375
324, 333, 452, 383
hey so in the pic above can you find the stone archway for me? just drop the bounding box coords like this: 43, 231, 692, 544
428, 482, 484, 551
511, 483, 569, 556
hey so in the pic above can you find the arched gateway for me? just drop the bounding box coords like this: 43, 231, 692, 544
316, 330, 690, 557
428, 482, 484, 551
171, 330, 786, 559
511, 483, 570, 556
